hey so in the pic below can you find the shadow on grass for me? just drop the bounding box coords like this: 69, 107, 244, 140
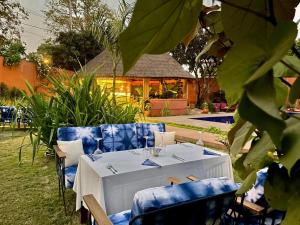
0, 132, 81, 225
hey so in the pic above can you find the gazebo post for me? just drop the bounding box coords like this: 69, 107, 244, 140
182, 79, 187, 99
143, 78, 150, 103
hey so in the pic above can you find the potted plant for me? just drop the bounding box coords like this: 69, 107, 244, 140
144, 101, 151, 117
201, 102, 209, 114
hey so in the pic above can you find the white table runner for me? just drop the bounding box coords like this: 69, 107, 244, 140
73, 143, 233, 214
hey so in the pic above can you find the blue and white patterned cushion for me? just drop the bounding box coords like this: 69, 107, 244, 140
108, 210, 131, 225
244, 168, 268, 203
136, 123, 166, 148
57, 126, 102, 155
101, 124, 138, 152
130, 177, 238, 225
0, 106, 15, 122
65, 165, 77, 189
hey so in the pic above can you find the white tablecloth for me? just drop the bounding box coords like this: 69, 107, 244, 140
73, 143, 233, 214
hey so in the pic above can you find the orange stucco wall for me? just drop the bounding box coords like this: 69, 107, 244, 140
0, 56, 74, 94
0, 56, 39, 94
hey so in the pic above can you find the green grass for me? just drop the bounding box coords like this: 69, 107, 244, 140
0, 130, 80, 225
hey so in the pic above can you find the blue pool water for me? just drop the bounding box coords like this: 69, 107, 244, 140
191, 116, 234, 124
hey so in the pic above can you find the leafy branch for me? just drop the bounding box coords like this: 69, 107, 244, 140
217, 0, 271, 22
280, 59, 300, 77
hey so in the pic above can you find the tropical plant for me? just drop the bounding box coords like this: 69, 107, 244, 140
119, 0, 300, 223
23, 73, 141, 159
90, 0, 132, 105
0, 40, 26, 66
161, 102, 171, 117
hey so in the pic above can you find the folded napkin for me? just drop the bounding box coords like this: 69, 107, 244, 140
142, 159, 161, 167
203, 149, 220, 156
87, 154, 102, 161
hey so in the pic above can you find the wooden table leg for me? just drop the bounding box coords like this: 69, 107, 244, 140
80, 206, 88, 224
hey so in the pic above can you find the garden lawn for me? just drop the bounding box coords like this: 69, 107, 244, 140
0, 129, 80, 225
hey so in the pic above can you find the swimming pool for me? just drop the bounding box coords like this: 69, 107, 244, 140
191, 116, 234, 124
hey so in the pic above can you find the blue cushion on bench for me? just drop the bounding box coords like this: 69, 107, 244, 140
65, 165, 77, 189
244, 168, 268, 203
136, 123, 165, 148
108, 210, 131, 225
57, 127, 102, 154
130, 177, 238, 225
101, 123, 138, 152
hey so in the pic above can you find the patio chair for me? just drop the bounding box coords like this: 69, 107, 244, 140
0, 106, 15, 127
183, 169, 285, 225
16, 107, 32, 128
83, 177, 239, 225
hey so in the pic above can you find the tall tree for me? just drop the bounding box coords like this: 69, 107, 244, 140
171, 29, 222, 106
91, 0, 132, 105
0, 0, 28, 44
36, 30, 104, 70
43, 0, 110, 34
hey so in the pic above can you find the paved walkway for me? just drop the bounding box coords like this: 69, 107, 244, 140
150, 112, 234, 132
166, 125, 229, 151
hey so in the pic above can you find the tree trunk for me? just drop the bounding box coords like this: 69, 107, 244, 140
194, 69, 202, 108
112, 61, 117, 106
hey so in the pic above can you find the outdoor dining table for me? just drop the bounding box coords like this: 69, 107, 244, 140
73, 143, 233, 215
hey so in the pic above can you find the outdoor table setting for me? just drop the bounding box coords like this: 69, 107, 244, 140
73, 143, 233, 215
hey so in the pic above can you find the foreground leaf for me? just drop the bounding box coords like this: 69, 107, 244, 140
245, 21, 297, 84
280, 120, 300, 173
289, 77, 300, 103
239, 93, 285, 146
273, 55, 300, 78
217, 42, 265, 105
236, 170, 257, 195
182, 21, 200, 47
282, 194, 300, 225
264, 164, 290, 211
246, 74, 282, 119
221, 0, 272, 44
243, 132, 274, 170
196, 35, 219, 60
228, 118, 246, 145
274, 78, 289, 107
203, 11, 223, 33
229, 120, 255, 156
274, 0, 300, 21
233, 154, 253, 180
120, 0, 203, 73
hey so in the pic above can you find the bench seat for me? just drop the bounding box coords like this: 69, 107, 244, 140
91, 177, 238, 225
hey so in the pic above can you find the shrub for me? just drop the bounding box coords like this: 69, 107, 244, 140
9, 87, 23, 99
27, 52, 50, 78
0, 40, 26, 66
0, 82, 10, 99
208, 102, 216, 113
23, 73, 141, 158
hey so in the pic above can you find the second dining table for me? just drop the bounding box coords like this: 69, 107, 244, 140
73, 143, 233, 214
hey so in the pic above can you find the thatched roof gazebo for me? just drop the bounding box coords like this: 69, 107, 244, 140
81, 51, 197, 114
82, 50, 194, 79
